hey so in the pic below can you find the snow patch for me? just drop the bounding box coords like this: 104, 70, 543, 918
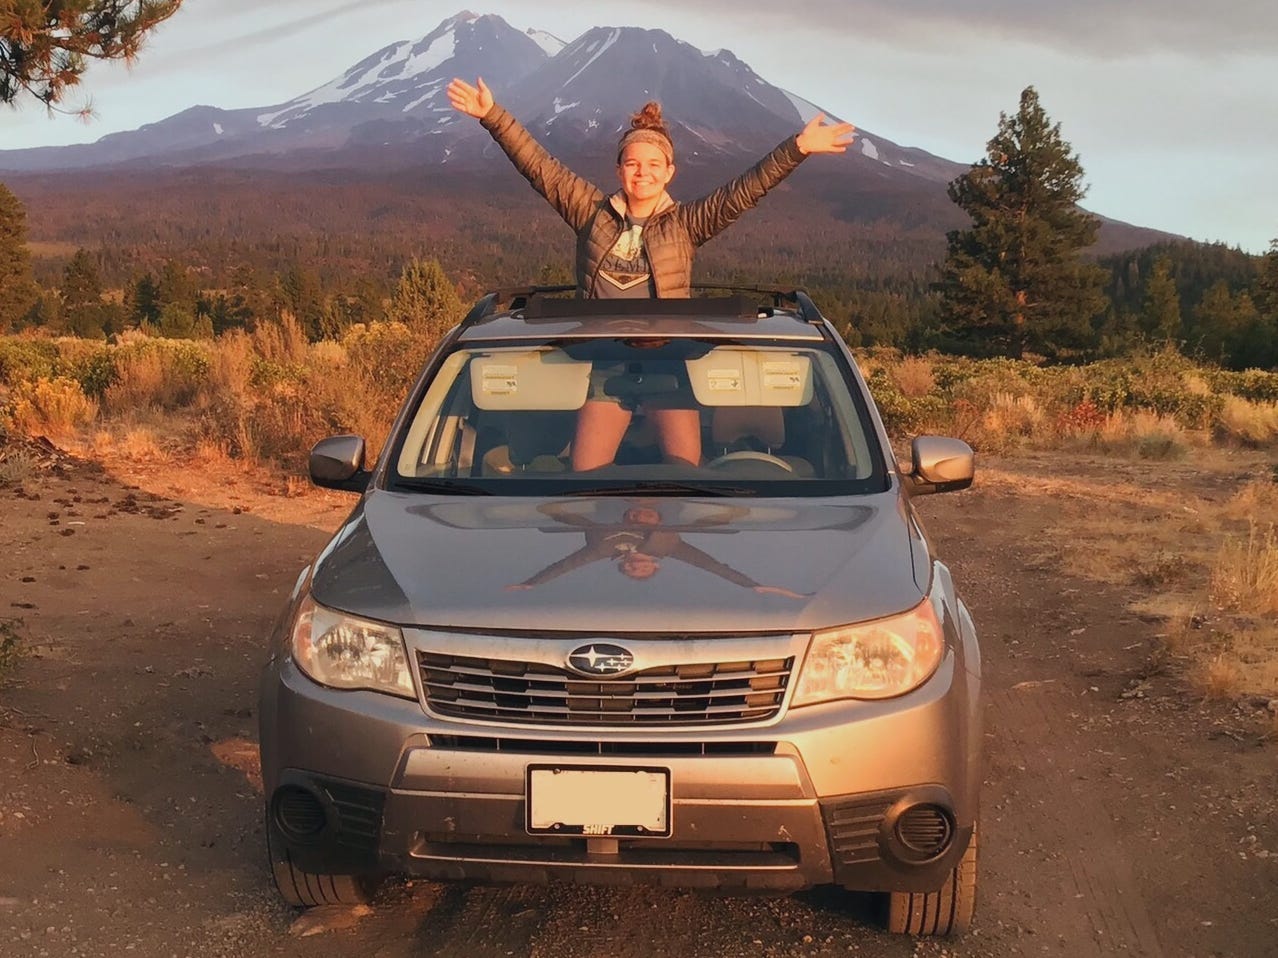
526, 29, 565, 56
898, 159, 915, 167
402, 80, 444, 114
402, 32, 456, 77
212, 122, 223, 135
781, 91, 823, 124
860, 139, 880, 160
552, 97, 579, 114
564, 28, 620, 86
257, 40, 415, 127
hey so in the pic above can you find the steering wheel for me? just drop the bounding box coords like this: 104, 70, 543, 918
704, 451, 795, 473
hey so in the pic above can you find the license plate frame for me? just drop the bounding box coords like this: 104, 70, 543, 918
525, 765, 672, 838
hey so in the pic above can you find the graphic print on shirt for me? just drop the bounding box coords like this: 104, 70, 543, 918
597, 222, 652, 296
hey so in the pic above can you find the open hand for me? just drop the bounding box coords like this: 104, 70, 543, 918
795, 113, 856, 155
447, 77, 494, 118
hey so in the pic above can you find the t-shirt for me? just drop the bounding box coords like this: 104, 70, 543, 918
594, 215, 655, 298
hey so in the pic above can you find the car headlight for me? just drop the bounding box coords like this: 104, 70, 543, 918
792, 599, 944, 705
290, 595, 416, 699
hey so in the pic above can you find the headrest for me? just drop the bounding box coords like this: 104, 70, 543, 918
712, 406, 785, 447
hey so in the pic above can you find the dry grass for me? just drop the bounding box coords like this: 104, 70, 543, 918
1223, 479, 1278, 523
1216, 396, 1278, 448
89, 422, 172, 463
0, 446, 38, 485
1095, 410, 1196, 460
891, 354, 936, 398
104, 347, 205, 412
1210, 523, 1278, 615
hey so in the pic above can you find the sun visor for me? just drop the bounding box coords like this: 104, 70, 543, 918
685, 350, 813, 407
470, 350, 592, 410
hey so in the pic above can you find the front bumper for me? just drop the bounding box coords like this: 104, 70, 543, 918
260, 648, 979, 894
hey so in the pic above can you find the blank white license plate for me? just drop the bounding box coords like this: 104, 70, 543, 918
526, 766, 671, 837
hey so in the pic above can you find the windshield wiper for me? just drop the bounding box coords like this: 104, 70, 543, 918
392, 478, 494, 496
565, 481, 758, 498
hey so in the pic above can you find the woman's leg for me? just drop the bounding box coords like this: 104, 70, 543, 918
649, 407, 702, 466
571, 401, 632, 471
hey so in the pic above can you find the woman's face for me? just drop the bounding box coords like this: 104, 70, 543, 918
617, 142, 675, 205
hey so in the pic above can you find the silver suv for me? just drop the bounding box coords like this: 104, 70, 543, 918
258, 289, 981, 936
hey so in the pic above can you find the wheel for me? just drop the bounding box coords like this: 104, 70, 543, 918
266, 811, 377, 908
704, 450, 795, 472
886, 823, 977, 936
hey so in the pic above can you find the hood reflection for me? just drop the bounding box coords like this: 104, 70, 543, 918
505, 501, 808, 599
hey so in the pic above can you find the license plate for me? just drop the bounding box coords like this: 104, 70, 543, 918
526, 766, 671, 837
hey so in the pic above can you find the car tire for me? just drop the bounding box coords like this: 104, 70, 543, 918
266, 811, 377, 908
886, 822, 977, 936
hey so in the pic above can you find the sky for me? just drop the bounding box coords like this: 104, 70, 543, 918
2, 0, 1275, 253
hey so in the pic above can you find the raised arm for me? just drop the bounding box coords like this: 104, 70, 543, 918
681, 113, 856, 246
447, 77, 602, 231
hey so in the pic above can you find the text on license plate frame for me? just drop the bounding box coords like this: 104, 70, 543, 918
526, 765, 672, 838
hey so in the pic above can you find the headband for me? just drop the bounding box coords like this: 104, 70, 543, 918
617, 128, 674, 164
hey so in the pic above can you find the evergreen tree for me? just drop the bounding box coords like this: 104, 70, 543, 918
1139, 257, 1182, 341
60, 248, 106, 337
1, 1, 182, 109
127, 271, 162, 327
0, 183, 40, 330
388, 257, 464, 341
936, 86, 1108, 359
1255, 238, 1278, 321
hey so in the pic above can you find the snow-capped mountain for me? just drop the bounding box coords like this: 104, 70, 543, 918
0, 10, 960, 185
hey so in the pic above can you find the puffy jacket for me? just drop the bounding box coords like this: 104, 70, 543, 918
479, 105, 807, 298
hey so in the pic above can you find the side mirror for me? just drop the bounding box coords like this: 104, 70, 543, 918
309, 435, 371, 493
904, 436, 974, 496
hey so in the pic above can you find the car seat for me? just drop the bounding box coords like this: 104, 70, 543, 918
710, 406, 814, 477
481, 412, 576, 475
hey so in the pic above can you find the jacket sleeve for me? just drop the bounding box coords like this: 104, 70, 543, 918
680, 136, 808, 246
480, 104, 602, 231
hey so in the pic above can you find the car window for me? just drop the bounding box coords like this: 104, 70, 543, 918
391, 339, 885, 495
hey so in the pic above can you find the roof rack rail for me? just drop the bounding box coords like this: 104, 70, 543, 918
458, 285, 577, 330
457, 284, 825, 329
690, 284, 824, 324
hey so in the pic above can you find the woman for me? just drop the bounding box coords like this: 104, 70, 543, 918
447, 77, 855, 469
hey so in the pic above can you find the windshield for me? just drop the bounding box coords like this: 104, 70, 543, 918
389, 338, 887, 496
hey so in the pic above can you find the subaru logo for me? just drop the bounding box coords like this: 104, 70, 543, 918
567, 643, 635, 676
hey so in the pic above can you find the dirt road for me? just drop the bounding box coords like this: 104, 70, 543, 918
1, 449, 1275, 957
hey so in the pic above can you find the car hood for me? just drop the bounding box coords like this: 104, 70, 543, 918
310, 493, 927, 633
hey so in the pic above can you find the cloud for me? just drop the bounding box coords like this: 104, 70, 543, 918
625, 0, 1278, 58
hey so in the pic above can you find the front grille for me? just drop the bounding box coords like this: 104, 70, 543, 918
418, 652, 793, 726
427, 735, 778, 756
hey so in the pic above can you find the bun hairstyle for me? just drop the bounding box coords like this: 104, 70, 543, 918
616, 101, 675, 165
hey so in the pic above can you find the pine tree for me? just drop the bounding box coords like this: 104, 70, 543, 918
936, 87, 1108, 359
388, 257, 464, 342
60, 248, 106, 338
0, 183, 40, 330
1255, 238, 1278, 321
1, 1, 183, 109
1139, 257, 1182, 341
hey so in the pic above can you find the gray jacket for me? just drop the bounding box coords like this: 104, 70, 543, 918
479, 105, 808, 298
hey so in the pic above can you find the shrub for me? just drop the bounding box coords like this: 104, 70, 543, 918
104, 340, 210, 412
7, 376, 99, 437
0, 338, 58, 387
